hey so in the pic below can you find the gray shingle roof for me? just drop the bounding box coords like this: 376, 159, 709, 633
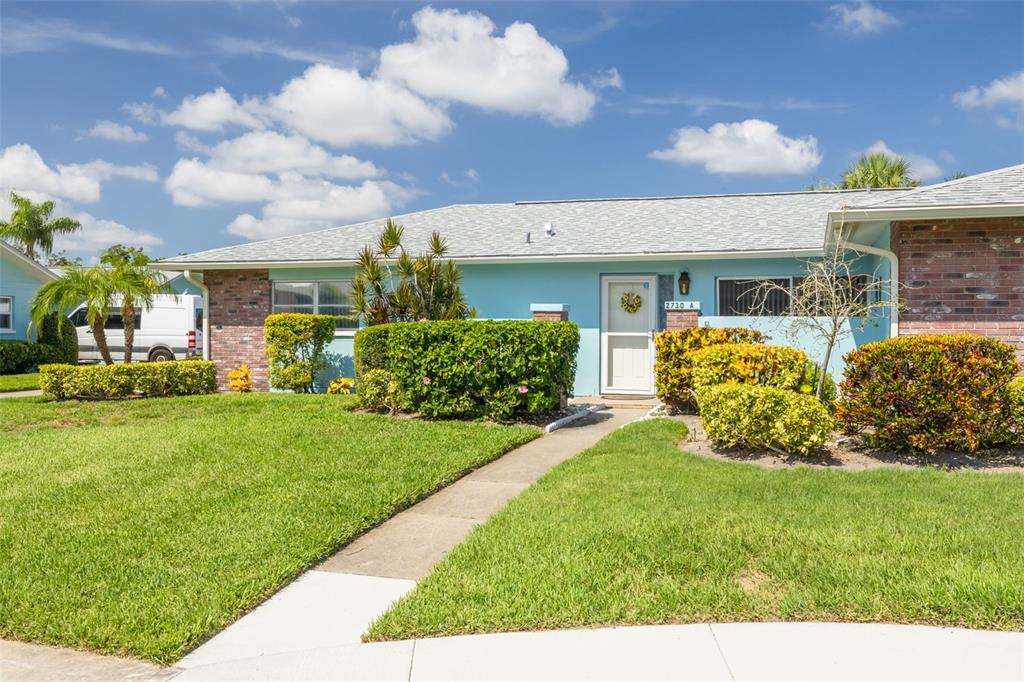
851, 164, 1024, 209
162, 188, 907, 265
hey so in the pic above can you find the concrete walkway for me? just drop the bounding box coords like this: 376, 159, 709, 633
0, 389, 43, 399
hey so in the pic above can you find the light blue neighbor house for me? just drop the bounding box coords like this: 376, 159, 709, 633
0, 240, 57, 341
157, 166, 1024, 395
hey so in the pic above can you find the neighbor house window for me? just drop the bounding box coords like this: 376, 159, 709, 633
0, 296, 12, 331
272, 281, 357, 332
717, 276, 872, 316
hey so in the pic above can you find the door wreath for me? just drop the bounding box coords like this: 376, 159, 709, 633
620, 292, 642, 314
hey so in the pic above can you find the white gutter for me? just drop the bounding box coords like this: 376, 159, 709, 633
182, 270, 210, 361
827, 203, 1024, 223
827, 214, 899, 340
153, 247, 824, 271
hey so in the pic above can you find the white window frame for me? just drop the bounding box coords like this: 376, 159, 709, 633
715, 276, 794, 316
271, 280, 358, 336
0, 295, 13, 333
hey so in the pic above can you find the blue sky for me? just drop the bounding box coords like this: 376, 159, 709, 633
1, 1, 1022, 261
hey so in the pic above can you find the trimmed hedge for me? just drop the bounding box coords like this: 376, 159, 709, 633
40, 361, 217, 400
654, 327, 765, 412
689, 342, 809, 393
38, 312, 78, 365
837, 334, 1020, 452
353, 323, 392, 378
383, 320, 579, 420
264, 313, 336, 393
0, 341, 49, 375
356, 368, 402, 414
698, 383, 834, 455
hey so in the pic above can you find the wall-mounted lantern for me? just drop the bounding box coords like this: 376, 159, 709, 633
678, 271, 691, 296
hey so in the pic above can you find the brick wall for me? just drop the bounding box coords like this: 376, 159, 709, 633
892, 216, 1024, 364
206, 269, 271, 390
665, 309, 700, 331
531, 310, 569, 322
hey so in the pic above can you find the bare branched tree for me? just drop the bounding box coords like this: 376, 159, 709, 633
748, 245, 900, 399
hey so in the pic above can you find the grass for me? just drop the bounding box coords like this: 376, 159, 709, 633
0, 373, 39, 392
0, 393, 538, 663
368, 418, 1024, 641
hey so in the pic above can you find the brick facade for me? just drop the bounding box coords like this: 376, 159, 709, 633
531, 310, 569, 322
892, 216, 1024, 364
665, 309, 700, 331
206, 269, 271, 390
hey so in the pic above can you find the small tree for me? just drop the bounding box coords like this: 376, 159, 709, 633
840, 152, 921, 189
99, 245, 172, 363
31, 267, 117, 364
0, 192, 81, 260
749, 245, 899, 400
353, 219, 473, 325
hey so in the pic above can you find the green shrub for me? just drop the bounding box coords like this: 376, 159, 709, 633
353, 324, 392, 378
1010, 377, 1024, 442
39, 361, 217, 400
654, 327, 766, 412
689, 342, 810, 393
386, 320, 579, 420
0, 341, 47, 375
837, 334, 1020, 452
357, 368, 402, 414
264, 313, 336, 393
37, 312, 78, 365
697, 383, 834, 456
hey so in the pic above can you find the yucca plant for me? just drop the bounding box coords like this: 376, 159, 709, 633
353, 219, 473, 325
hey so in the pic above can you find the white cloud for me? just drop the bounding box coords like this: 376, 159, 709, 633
0, 144, 157, 202
863, 141, 943, 181
1, 18, 179, 55
590, 68, 623, 91
440, 168, 480, 187
208, 36, 375, 70
165, 159, 276, 206
264, 64, 452, 147
162, 87, 265, 132
174, 131, 209, 154
85, 120, 149, 142
226, 179, 415, 239
58, 211, 163, 252
204, 131, 380, 179
650, 119, 822, 175
377, 6, 597, 125
152, 86, 169, 99
830, 1, 900, 34
953, 70, 1024, 130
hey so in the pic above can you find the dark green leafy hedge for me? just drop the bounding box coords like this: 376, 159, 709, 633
40, 361, 217, 400
0, 341, 48, 375
353, 323, 392, 378
837, 334, 1020, 452
264, 313, 336, 393
380, 320, 579, 420
37, 312, 78, 365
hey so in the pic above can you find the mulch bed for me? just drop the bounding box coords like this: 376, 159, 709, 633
674, 414, 1024, 473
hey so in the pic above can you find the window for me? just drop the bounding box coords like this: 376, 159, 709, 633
70, 307, 89, 327
104, 310, 142, 330
272, 280, 357, 332
718, 278, 791, 316
0, 296, 11, 331
717, 275, 873, 316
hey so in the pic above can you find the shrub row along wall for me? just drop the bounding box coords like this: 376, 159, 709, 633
40, 361, 218, 400
354, 320, 579, 420
0, 313, 78, 374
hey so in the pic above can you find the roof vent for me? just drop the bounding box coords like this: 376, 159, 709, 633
543, 222, 555, 237
525, 231, 531, 243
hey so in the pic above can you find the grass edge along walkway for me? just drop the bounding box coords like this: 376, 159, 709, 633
368, 418, 1024, 641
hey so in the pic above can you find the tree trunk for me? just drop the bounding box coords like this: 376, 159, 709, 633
122, 304, 136, 364
817, 337, 837, 400
92, 320, 114, 365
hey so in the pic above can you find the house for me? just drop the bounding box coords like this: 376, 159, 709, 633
156, 165, 1024, 395
0, 240, 57, 341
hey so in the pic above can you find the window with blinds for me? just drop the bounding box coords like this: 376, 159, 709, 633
717, 278, 791, 315
272, 281, 358, 331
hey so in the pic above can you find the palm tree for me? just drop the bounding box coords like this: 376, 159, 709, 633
841, 152, 921, 189
99, 245, 173, 363
31, 267, 117, 365
0, 192, 81, 260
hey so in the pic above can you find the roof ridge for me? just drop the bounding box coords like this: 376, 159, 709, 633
857, 163, 1024, 208
515, 187, 910, 206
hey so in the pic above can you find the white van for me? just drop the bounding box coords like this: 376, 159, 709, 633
68, 294, 204, 363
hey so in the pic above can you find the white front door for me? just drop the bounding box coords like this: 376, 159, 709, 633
601, 275, 656, 395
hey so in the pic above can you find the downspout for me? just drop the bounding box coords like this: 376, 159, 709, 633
830, 216, 900, 339
182, 270, 210, 360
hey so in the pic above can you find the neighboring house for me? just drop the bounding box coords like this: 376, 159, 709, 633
0, 240, 57, 341
156, 165, 1023, 394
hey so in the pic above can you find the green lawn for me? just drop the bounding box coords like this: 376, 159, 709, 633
0, 373, 39, 392
369, 418, 1024, 641
0, 393, 537, 663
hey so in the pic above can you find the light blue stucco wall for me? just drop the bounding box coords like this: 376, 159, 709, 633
0, 250, 51, 341
265, 254, 891, 395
